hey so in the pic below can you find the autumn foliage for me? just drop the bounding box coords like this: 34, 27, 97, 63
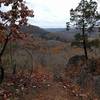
0, 0, 34, 42
0, 0, 34, 83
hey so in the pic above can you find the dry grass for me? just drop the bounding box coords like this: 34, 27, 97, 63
0, 37, 100, 100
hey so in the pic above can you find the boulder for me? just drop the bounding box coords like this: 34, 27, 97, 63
67, 55, 85, 66
94, 76, 100, 97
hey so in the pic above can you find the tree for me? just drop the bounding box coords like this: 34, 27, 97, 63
0, 0, 34, 83
71, 33, 88, 48
66, 22, 70, 31
70, 0, 100, 60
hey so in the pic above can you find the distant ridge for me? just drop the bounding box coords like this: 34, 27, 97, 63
45, 28, 66, 33
20, 24, 49, 37
19, 25, 99, 42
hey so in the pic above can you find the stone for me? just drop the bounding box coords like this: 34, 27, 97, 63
94, 76, 100, 97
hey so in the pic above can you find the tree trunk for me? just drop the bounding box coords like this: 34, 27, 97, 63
82, 24, 88, 60
0, 58, 4, 84
82, 0, 88, 61
0, 32, 12, 84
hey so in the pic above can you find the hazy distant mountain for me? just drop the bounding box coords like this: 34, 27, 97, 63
45, 28, 66, 33
20, 25, 100, 42
44, 28, 81, 41
45, 27, 100, 41
20, 25, 49, 37
20, 25, 76, 41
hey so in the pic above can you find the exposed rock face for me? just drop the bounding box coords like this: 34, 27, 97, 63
65, 55, 86, 78
65, 55, 100, 98
94, 76, 100, 97
66, 55, 86, 85
66, 55, 97, 75
67, 55, 85, 66
86, 58, 97, 73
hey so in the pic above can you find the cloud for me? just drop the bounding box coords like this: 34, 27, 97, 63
1, 0, 100, 28
27, 0, 80, 28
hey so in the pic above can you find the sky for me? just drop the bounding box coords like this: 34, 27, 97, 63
26, 0, 100, 28
26, 0, 81, 28
1, 0, 100, 28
